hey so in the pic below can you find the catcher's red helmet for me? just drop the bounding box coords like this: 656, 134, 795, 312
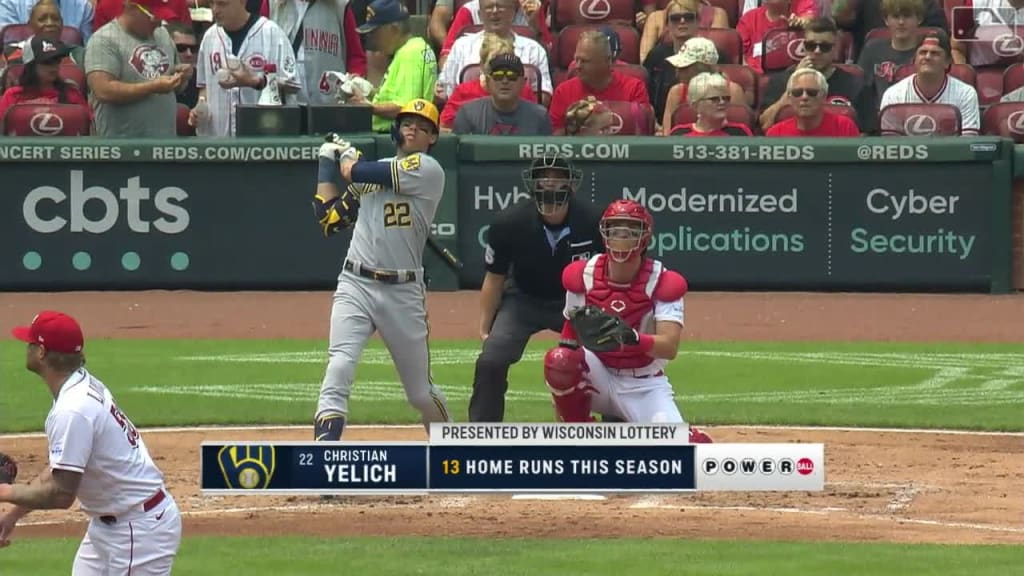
600, 199, 653, 263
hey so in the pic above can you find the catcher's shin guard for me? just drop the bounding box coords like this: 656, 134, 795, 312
314, 413, 346, 441
544, 345, 594, 422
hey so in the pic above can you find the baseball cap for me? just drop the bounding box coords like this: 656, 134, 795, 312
11, 311, 84, 354
666, 37, 719, 69
20, 36, 72, 65
488, 53, 524, 75
356, 0, 410, 34
130, 0, 179, 23
916, 30, 952, 58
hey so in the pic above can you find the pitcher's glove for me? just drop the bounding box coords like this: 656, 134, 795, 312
0, 453, 17, 484
567, 305, 639, 353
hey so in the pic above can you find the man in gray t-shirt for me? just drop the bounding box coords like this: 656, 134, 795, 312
854, 0, 925, 133
452, 53, 551, 135
85, 0, 191, 137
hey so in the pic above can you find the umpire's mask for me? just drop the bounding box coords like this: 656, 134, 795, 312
521, 153, 582, 216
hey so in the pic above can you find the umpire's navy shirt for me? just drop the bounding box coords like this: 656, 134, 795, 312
484, 196, 604, 301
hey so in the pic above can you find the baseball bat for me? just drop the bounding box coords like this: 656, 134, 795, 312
428, 237, 464, 271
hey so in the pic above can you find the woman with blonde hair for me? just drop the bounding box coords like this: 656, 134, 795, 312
668, 72, 752, 136
660, 37, 746, 134
564, 96, 614, 136
439, 32, 536, 131
639, 0, 729, 63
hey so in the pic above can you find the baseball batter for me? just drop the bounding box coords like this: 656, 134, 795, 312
0, 311, 181, 574
543, 200, 713, 443
311, 98, 453, 441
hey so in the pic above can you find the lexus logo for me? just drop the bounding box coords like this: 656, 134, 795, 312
578, 0, 611, 20
903, 114, 938, 136
1007, 110, 1024, 135
786, 37, 806, 61
609, 300, 626, 313
29, 112, 64, 136
992, 33, 1024, 58
608, 112, 624, 135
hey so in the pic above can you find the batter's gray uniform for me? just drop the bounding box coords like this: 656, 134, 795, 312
316, 151, 452, 428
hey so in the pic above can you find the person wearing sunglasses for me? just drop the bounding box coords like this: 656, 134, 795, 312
659, 36, 747, 134
758, 17, 864, 132
163, 21, 199, 107
668, 72, 753, 136
451, 51, 550, 135
0, 35, 91, 126
639, 0, 728, 64
765, 67, 861, 136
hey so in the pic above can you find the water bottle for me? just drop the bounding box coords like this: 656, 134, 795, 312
192, 96, 212, 136
258, 63, 282, 106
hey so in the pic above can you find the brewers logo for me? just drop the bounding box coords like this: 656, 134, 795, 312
399, 153, 421, 172
217, 445, 276, 489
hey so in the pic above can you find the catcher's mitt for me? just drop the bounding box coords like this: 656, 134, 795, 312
0, 453, 17, 484
567, 305, 639, 353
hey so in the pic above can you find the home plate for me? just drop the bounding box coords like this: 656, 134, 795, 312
511, 494, 607, 501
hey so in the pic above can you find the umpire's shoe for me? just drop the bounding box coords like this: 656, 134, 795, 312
315, 414, 346, 441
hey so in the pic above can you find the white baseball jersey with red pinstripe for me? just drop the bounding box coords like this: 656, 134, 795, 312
879, 74, 981, 134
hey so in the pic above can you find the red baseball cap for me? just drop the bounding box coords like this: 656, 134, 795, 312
11, 311, 84, 353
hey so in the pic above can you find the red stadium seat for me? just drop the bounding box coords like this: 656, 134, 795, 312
672, 102, 757, 132
568, 62, 649, 83
557, 24, 640, 67
981, 102, 1024, 142
894, 63, 977, 88
553, 67, 572, 89
176, 103, 195, 136
457, 62, 544, 98
760, 27, 805, 72
3, 103, 90, 136
694, 28, 742, 64
878, 102, 962, 136
59, 62, 86, 91
717, 63, 757, 108
1003, 63, 1024, 95
775, 103, 861, 129
974, 65, 1005, 106
602, 100, 657, 135
0, 24, 83, 46
553, 0, 635, 29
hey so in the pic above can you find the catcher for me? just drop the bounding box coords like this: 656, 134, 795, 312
544, 199, 713, 443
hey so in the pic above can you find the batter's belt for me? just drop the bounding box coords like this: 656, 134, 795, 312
344, 259, 420, 284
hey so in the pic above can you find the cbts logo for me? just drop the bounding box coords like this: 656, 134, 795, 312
30, 112, 64, 136
578, 0, 611, 20
903, 114, 938, 136
22, 170, 190, 234
1007, 110, 1024, 134
703, 457, 796, 475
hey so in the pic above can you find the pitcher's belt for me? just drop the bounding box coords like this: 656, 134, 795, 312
344, 259, 418, 284
98, 489, 166, 525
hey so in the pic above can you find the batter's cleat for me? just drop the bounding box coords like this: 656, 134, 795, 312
688, 426, 713, 444
314, 414, 346, 441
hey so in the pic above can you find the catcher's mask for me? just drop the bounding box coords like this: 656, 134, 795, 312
391, 98, 440, 150
600, 199, 653, 263
521, 152, 581, 216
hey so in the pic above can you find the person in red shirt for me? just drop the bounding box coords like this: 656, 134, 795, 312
0, 36, 90, 127
766, 68, 861, 136
439, 34, 535, 131
549, 29, 650, 135
439, 0, 552, 60
669, 72, 753, 136
93, 0, 192, 31
737, 0, 793, 74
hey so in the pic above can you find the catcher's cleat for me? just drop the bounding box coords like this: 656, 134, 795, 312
315, 414, 346, 441
688, 426, 713, 444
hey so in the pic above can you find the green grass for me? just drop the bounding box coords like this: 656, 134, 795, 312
2, 339, 1023, 433
1, 537, 1021, 575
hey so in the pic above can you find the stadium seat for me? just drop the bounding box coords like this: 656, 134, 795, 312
694, 28, 742, 64
718, 63, 758, 108
552, 67, 571, 89
59, 62, 86, 91
3, 103, 90, 136
894, 63, 977, 88
705, 0, 740, 28
602, 100, 657, 135
176, 103, 195, 136
0, 24, 83, 46
1002, 62, 1024, 95
457, 62, 544, 98
671, 102, 757, 132
878, 102, 962, 136
557, 24, 640, 67
553, 0, 635, 29
2, 62, 23, 90
974, 65, 1005, 106
775, 102, 861, 129
981, 102, 1024, 142
568, 62, 650, 83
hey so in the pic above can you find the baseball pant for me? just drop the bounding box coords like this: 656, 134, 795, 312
470, 290, 625, 423
73, 495, 181, 575
582, 349, 686, 424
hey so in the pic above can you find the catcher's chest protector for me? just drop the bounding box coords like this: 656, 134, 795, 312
583, 254, 661, 334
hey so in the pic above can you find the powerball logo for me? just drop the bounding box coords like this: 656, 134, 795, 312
701, 457, 814, 476
695, 445, 824, 491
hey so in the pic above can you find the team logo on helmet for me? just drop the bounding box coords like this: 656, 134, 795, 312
413, 100, 425, 111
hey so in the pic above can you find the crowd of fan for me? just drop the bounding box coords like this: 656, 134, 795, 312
2, 0, 1024, 138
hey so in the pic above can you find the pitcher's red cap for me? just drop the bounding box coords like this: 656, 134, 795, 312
11, 311, 84, 353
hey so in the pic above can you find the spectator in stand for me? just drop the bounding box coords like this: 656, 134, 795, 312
429, 0, 455, 49
644, 0, 708, 118
564, 96, 614, 135
569, 25, 629, 73
2, 0, 85, 66
669, 72, 754, 136
86, 0, 192, 137
452, 52, 550, 135
267, 0, 368, 104
348, 0, 436, 132
640, 0, 730, 63
834, 0, 947, 56
659, 37, 747, 134
164, 21, 199, 108
759, 17, 864, 132
766, 67, 861, 136
856, 0, 923, 133
438, 0, 551, 104
0, 36, 89, 122
94, 0, 192, 31
549, 29, 650, 135
737, 0, 797, 74
0, 0, 94, 41
740, 0, 818, 24
438, 0, 551, 66
439, 33, 536, 131
879, 31, 979, 134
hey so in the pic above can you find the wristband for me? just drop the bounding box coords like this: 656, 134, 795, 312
636, 333, 654, 354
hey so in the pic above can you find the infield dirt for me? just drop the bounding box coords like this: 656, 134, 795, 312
2, 290, 1023, 545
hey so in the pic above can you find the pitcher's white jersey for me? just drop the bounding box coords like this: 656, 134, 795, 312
196, 16, 305, 136
46, 368, 165, 516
